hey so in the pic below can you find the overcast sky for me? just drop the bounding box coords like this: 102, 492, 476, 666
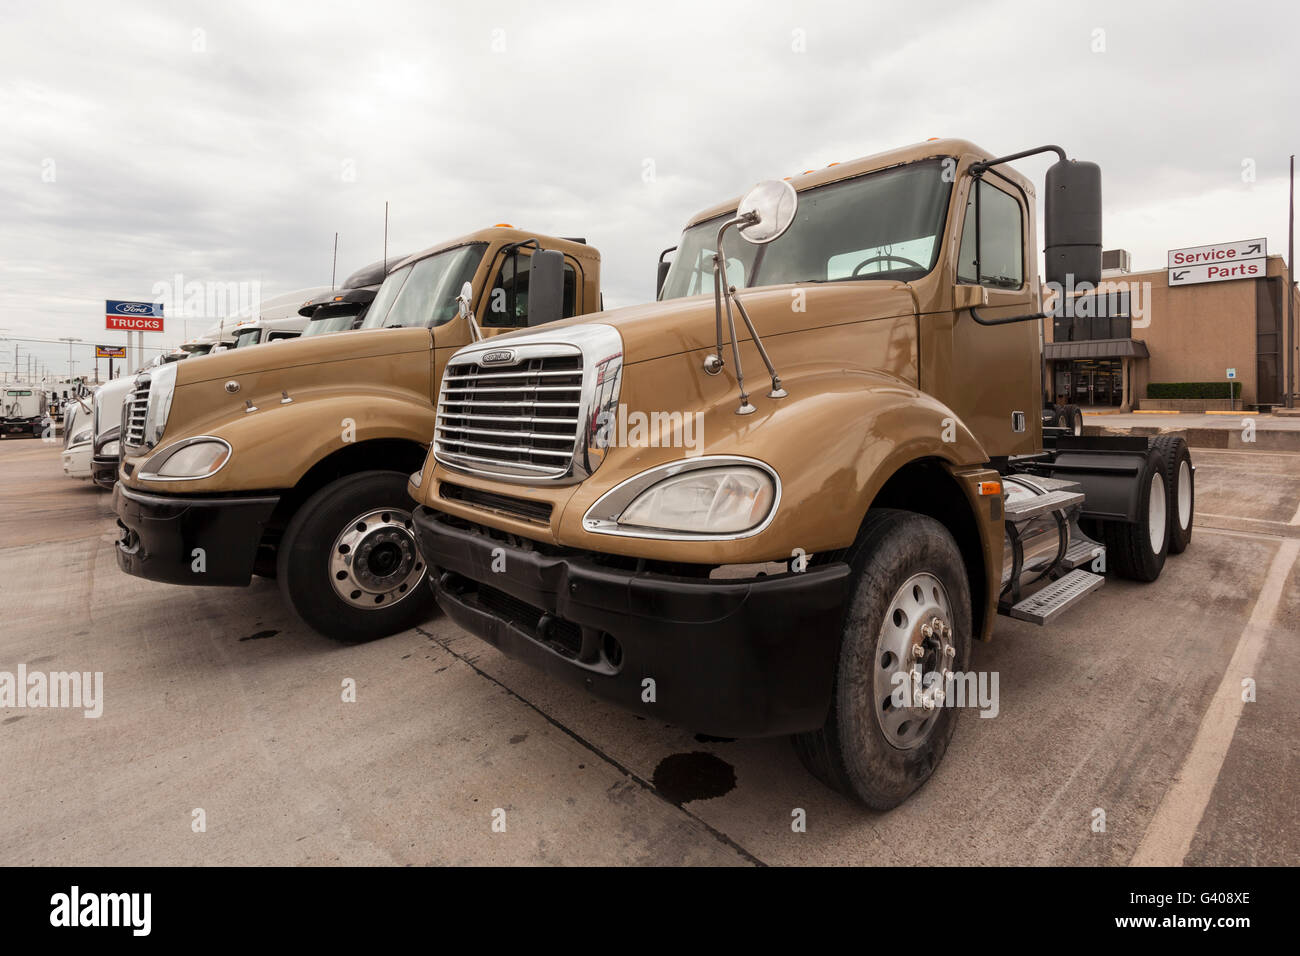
2, 0, 1297, 378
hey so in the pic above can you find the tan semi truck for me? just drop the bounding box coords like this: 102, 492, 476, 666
407, 140, 1195, 809
113, 227, 602, 642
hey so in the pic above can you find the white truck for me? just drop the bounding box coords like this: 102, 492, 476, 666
61, 398, 94, 479
1, 385, 50, 439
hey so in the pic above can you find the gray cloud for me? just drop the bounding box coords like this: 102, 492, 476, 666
1, 0, 1296, 376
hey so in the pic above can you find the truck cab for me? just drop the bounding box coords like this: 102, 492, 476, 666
1, 386, 49, 438
228, 287, 331, 349
112, 227, 601, 643
406, 140, 1194, 809
298, 256, 401, 337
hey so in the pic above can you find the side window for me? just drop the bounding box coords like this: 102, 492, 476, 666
485, 252, 580, 326
561, 263, 578, 317
956, 180, 1024, 288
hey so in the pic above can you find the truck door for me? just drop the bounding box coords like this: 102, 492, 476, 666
938, 174, 1043, 458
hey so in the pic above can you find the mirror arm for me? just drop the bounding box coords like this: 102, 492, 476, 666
969, 145, 1067, 178
711, 215, 756, 413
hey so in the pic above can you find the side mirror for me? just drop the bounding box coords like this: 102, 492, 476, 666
656, 246, 677, 298
526, 249, 565, 326
736, 179, 798, 245
1044, 159, 1102, 288
456, 281, 481, 342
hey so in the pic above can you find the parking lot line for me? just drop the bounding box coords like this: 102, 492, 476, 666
1130, 538, 1300, 866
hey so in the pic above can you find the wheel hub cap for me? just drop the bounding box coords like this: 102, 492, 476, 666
873, 572, 955, 750
329, 508, 425, 609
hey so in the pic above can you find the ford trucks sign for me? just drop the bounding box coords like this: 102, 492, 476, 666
105, 300, 165, 332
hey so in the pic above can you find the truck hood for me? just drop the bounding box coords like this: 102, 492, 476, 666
485, 282, 917, 365
175, 327, 434, 386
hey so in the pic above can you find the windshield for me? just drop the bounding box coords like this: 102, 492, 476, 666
233, 328, 261, 348
360, 243, 486, 330
302, 311, 361, 336
660, 159, 952, 300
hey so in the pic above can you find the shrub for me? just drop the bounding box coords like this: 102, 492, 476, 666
1147, 382, 1242, 399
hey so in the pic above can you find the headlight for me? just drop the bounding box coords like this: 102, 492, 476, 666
70, 428, 93, 447
140, 438, 231, 479
143, 362, 178, 447
583, 457, 779, 539
100, 439, 120, 457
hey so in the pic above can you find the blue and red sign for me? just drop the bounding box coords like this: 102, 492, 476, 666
105, 300, 164, 332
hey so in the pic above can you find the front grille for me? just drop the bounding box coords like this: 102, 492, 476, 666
123, 378, 150, 448
435, 352, 585, 479
439, 481, 553, 523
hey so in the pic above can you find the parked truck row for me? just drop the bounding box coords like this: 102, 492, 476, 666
78, 139, 1194, 808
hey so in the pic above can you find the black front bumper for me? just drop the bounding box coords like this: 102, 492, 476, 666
113, 483, 280, 586
412, 506, 851, 738
1, 419, 40, 437
90, 454, 118, 489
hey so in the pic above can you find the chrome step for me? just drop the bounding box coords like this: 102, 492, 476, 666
1006, 569, 1104, 625
1003, 489, 1085, 522
1062, 538, 1105, 570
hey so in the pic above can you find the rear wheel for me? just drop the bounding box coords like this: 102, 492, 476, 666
1096, 447, 1170, 582
277, 470, 435, 642
792, 509, 972, 810
1152, 435, 1193, 554
1062, 404, 1084, 436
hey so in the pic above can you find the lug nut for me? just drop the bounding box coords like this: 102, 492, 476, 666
912, 644, 925, 659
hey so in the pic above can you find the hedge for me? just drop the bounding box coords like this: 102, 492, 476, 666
1147, 382, 1242, 399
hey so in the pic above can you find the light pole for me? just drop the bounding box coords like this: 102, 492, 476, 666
59, 337, 82, 382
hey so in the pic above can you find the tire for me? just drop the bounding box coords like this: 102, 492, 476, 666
276, 470, 435, 642
1063, 404, 1084, 436
1095, 447, 1170, 582
1151, 436, 1193, 554
792, 509, 972, 810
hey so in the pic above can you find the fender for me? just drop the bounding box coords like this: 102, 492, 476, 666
127, 391, 435, 495
553, 365, 991, 565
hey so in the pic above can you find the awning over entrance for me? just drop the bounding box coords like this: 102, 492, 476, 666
1043, 338, 1150, 360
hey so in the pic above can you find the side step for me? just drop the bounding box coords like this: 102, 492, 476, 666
1006, 568, 1104, 625
1062, 538, 1105, 570
1003, 489, 1084, 522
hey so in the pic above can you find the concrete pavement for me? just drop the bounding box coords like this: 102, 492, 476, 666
1, 439, 1296, 865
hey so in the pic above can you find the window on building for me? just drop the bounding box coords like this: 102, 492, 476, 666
956, 179, 1024, 288
1053, 290, 1132, 342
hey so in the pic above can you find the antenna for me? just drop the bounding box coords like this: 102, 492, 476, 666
383, 201, 389, 271
331, 232, 338, 290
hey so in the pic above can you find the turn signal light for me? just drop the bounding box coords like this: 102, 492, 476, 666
978, 480, 1003, 497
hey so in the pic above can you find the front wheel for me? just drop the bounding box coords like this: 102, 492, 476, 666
276, 470, 435, 642
793, 509, 972, 810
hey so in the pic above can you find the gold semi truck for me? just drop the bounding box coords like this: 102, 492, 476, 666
113, 227, 601, 642
406, 140, 1195, 809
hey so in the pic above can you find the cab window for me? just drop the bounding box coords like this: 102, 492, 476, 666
956, 179, 1025, 288
483, 251, 579, 327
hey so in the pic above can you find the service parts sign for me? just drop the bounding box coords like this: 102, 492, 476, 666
1168, 238, 1267, 286
105, 299, 165, 331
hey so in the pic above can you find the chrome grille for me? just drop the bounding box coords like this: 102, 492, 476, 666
433, 325, 623, 483
123, 377, 150, 449
436, 353, 584, 479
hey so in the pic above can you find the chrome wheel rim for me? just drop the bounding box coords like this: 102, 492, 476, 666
872, 572, 955, 751
1147, 473, 1167, 555
1177, 459, 1192, 530
328, 508, 425, 609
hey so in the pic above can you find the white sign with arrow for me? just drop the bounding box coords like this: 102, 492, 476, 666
1168, 238, 1267, 286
